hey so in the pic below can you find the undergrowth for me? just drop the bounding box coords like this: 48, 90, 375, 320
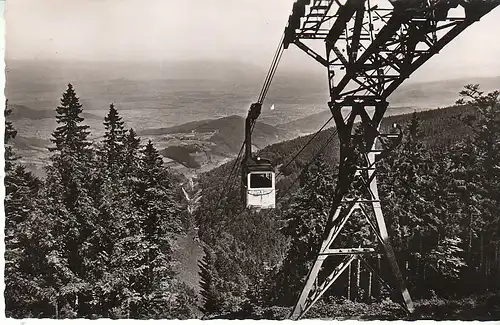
216, 292, 500, 320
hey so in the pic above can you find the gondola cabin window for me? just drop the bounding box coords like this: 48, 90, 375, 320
250, 172, 273, 189
246, 171, 275, 209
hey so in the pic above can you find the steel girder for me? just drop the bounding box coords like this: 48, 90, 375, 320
285, 0, 500, 103
283, 0, 500, 320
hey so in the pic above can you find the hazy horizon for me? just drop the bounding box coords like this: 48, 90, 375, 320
5, 57, 500, 84
5, 0, 500, 83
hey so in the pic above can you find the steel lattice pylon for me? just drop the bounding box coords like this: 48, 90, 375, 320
281, 0, 500, 320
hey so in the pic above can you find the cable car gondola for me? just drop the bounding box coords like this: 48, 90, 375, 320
241, 103, 276, 209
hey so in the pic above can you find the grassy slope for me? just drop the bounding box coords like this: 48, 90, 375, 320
173, 234, 204, 298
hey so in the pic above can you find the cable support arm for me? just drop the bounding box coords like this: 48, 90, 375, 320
244, 33, 286, 163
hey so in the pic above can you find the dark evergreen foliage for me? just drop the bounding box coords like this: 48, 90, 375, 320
5, 99, 18, 172
199, 245, 223, 315
102, 103, 126, 172
196, 85, 500, 317
5, 83, 500, 319
50, 83, 90, 155
4, 85, 197, 319
271, 154, 335, 306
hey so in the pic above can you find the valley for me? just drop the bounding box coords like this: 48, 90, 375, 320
5, 60, 500, 178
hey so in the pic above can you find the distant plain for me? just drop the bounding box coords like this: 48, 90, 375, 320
6, 59, 500, 176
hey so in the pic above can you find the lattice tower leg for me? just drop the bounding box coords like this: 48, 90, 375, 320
290, 102, 413, 320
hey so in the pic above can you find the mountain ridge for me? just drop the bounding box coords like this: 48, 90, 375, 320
7, 103, 101, 121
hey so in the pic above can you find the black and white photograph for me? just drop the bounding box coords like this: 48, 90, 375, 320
3, 0, 500, 320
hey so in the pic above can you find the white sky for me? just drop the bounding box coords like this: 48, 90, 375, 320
5, 0, 500, 81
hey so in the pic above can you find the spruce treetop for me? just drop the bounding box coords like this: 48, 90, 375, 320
125, 128, 141, 152
5, 99, 18, 144
142, 140, 164, 170
104, 103, 125, 136
406, 112, 423, 141
50, 83, 90, 153
5, 100, 18, 171
103, 103, 126, 169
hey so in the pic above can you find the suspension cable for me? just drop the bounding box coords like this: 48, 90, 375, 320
219, 142, 245, 194
277, 113, 350, 202
276, 123, 340, 202
226, 113, 350, 223
258, 33, 285, 104
276, 114, 334, 178
208, 31, 288, 215
260, 43, 285, 103
224, 122, 258, 196
210, 121, 257, 215
226, 33, 285, 198
256, 113, 350, 222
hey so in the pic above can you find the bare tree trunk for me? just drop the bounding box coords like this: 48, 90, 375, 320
376, 254, 382, 298
418, 234, 423, 287
415, 252, 419, 283
368, 270, 373, 301
486, 255, 490, 280
347, 263, 352, 301
356, 258, 361, 301
75, 293, 78, 317
468, 214, 473, 263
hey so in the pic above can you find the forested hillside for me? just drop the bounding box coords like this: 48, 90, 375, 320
195, 84, 500, 320
4, 83, 500, 320
4, 85, 199, 319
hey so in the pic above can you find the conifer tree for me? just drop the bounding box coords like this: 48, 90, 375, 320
48, 84, 94, 212
134, 140, 182, 232
50, 83, 90, 155
5, 100, 18, 172
85, 129, 143, 318
379, 113, 464, 294
127, 140, 183, 317
456, 85, 500, 233
45, 84, 98, 316
6, 187, 73, 318
380, 113, 438, 248
454, 85, 500, 289
199, 245, 223, 316
4, 105, 64, 318
103, 103, 126, 171
122, 128, 141, 183
273, 154, 334, 306
125, 128, 141, 159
